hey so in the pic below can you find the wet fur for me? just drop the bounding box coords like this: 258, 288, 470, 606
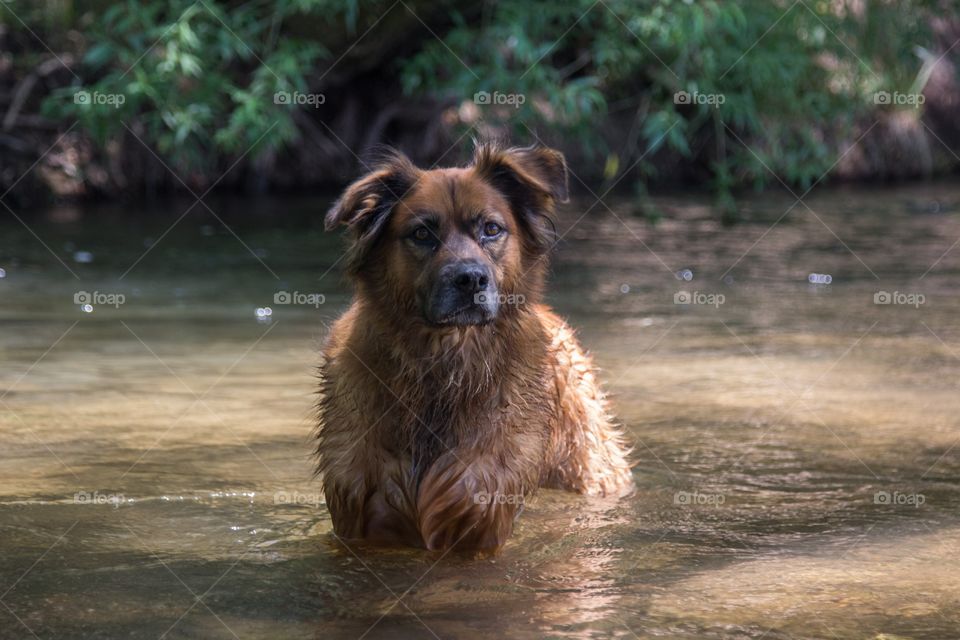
316, 141, 633, 551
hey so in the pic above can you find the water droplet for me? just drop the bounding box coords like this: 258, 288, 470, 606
81, 304, 93, 313
676, 269, 694, 281
620, 284, 630, 294
0, 268, 6, 278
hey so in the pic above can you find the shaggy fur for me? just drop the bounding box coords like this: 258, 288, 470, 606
316, 141, 632, 551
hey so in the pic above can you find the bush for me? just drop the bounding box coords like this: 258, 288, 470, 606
23, 0, 942, 201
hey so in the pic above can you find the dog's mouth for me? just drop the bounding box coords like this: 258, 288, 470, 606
428, 303, 496, 327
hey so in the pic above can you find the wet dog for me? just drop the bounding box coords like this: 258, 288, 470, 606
316, 141, 632, 551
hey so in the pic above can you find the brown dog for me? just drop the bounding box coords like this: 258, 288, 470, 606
316, 141, 632, 551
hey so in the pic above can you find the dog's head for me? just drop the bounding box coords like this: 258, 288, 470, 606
325, 141, 568, 327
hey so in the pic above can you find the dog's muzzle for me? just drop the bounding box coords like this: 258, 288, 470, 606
425, 261, 498, 326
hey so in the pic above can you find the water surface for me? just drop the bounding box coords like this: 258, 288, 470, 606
2, 184, 959, 639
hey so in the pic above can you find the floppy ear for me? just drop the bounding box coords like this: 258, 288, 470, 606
472, 141, 568, 254
325, 151, 420, 272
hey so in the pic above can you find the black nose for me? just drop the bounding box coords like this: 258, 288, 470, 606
452, 263, 490, 293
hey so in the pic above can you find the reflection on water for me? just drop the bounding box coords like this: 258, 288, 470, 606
1, 184, 959, 638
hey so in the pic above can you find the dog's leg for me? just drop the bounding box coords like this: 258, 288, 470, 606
541, 312, 634, 497
321, 446, 421, 546
415, 451, 530, 551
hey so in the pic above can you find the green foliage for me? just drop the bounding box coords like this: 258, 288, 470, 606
32, 0, 939, 198
42, 0, 334, 172
401, 0, 936, 193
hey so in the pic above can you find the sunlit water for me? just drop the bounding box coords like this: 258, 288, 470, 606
2, 184, 959, 639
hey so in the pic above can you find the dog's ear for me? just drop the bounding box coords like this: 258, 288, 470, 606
472, 142, 568, 254
325, 151, 420, 271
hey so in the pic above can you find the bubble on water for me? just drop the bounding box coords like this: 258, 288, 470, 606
81, 304, 94, 313
0, 267, 6, 278
676, 268, 693, 281
722, 275, 734, 285
620, 284, 630, 294
255, 307, 273, 318
808, 273, 832, 285
73, 251, 94, 264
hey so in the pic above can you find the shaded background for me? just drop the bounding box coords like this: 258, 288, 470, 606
0, 0, 958, 213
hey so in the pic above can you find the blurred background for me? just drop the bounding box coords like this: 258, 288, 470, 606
3, 2, 960, 639
0, 0, 958, 213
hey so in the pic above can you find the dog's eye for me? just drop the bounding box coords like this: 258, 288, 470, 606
482, 222, 503, 238
410, 226, 434, 244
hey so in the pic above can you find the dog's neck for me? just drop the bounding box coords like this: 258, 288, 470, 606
369, 304, 548, 462
353, 296, 545, 391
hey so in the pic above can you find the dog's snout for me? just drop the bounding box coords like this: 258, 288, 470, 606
425, 260, 498, 325
452, 264, 490, 293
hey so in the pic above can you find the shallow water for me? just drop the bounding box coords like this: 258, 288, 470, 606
2, 183, 959, 639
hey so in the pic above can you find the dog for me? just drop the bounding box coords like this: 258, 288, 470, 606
316, 141, 632, 551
